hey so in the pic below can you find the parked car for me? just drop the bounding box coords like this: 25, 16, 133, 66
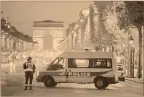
117, 64, 125, 81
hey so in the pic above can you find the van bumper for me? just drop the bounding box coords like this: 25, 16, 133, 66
106, 77, 118, 84
36, 75, 43, 82
118, 76, 125, 81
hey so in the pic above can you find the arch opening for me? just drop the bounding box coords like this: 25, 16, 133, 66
43, 33, 53, 50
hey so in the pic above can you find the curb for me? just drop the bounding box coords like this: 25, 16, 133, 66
126, 78, 143, 84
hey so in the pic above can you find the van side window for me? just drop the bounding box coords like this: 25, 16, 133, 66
75, 59, 89, 67
91, 59, 112, 68
68, 58, 77, 68
68, 58, 112, 68
94, 59, 107, 68
68, 58, 89, 68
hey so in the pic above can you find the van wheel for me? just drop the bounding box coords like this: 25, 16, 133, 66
105, 83, 109, 88
94, 77, 107, 89
43, 76, 57, 87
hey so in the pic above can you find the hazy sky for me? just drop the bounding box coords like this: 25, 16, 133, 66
1, 1, 93, 36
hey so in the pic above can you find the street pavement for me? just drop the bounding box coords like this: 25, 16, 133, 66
1, 80, 143, 97
1, 59, 143, 97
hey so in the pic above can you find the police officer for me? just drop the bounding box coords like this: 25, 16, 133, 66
23, 57, 36, 90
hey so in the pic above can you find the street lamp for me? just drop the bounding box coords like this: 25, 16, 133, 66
129, 36, 135, 78
129, 36, 134, 45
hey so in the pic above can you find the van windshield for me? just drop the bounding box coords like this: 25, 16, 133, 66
117, 65, 124, 71
46, 57, 65, 70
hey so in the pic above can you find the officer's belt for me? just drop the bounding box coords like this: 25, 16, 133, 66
25, 68, 33, 72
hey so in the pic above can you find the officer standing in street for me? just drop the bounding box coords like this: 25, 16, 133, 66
23, 57, 36, 90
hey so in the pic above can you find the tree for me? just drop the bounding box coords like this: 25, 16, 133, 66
89, 4, 100, 49
89, 4, 111, 51
102, 2, 129, 54
119, 1, 144, 78
103, 1, 144, 78
92, 2, 123, 51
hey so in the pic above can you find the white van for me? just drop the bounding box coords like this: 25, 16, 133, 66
36, 52, 118, 89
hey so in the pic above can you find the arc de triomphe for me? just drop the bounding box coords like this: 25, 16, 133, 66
33, 20, 65, 51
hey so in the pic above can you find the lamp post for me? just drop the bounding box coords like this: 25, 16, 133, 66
129, 36, 135, 78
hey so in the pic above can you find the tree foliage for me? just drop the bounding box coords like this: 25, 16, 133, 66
89, 3, 116, 47
117, 1, 144, 29
90, 5, 100, 45
124, 1, 144, 28
103, 1, 127, 44
122, 1, 144, 78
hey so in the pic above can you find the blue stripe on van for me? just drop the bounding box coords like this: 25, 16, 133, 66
90, 70, 112, 76
68, 70, 112, 77
40, 70, 112, 77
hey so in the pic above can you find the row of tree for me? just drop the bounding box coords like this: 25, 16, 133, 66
93, 1, 144, 78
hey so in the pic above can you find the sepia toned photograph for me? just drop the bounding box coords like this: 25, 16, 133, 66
0, 1, 144, 97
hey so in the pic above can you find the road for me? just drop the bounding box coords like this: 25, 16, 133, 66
1, 80, 143, 97
1, 59, 143, 97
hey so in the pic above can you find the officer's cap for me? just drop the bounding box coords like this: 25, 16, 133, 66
27, 57, 32, 61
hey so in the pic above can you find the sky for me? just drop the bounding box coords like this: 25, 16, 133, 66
1, 1, 93, 36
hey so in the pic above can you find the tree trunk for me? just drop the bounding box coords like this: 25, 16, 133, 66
142, 26, 144, 78
0, 31, 2, 63
137, 26, 142, 78
142, 26, 144, 96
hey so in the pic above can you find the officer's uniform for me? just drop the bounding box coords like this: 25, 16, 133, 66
23, 60, 36, 90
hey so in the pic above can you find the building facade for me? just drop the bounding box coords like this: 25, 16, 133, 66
1, 18, 38, 63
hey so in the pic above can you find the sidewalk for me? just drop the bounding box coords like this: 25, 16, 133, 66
126, 77, 143, 84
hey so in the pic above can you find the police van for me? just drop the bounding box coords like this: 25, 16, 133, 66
36, 52, 118, 89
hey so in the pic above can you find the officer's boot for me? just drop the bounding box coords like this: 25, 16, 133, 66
29, 86, 33, 90
24, 86, 27, 90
